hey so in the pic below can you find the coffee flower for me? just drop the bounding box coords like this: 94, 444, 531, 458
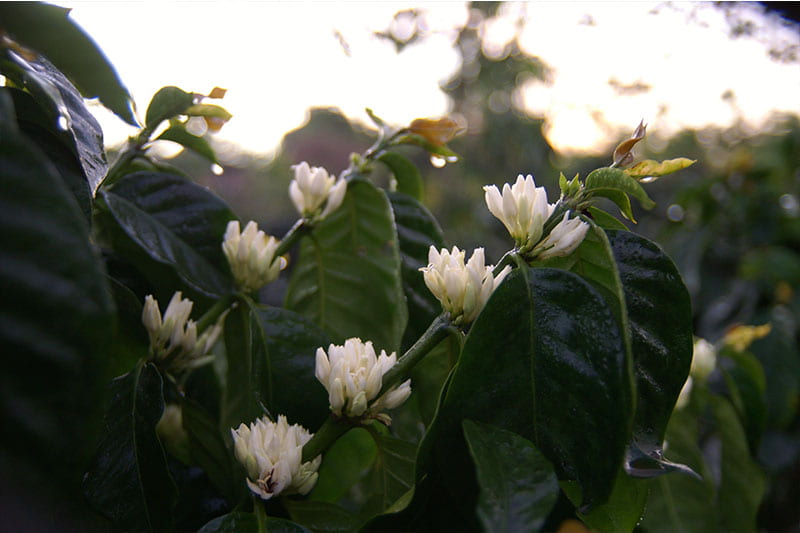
484, 174, 589, 259
420, 246, 511, 326
289, 161, 347, 222
142, 292, 223, 372
231, 415, 321, 501
315, 338, 411, 424
531, 212, 590, 260
676, 337, 718, 410
222, 220, 287, 292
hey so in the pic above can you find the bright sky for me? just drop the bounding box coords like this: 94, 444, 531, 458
67, 2, 800, 159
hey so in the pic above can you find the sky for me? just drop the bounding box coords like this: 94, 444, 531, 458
67, 2, 800, 160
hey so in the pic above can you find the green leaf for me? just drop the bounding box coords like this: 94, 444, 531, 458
286, 179, 407, 353
563, 469, 650, 533
198, 512, 258, 533
0, 2, 136, 124
587, 206, 628, 231
607, 231, 693, 456
222, 303, 263, 430
423, 267, 630, 512
387, 192, 445, 350
145, 86, 194, 129
156, 125, 218, 163
108, 171, 236, 274
181, 397, 237, 501
585, 167, 655, 220
250, 305, 331, 430
83, 364, 177, 532
720, 348, 767, 452
1, 49, 108, 194
98, 173, 234, 297
711, 395, 766, 533
379, 152, 424, 200
0, 128, 113, 495
283, 500, 359, 533
462, 420, 559, 532
310, 428, 377, 503
361, 432, 417, 520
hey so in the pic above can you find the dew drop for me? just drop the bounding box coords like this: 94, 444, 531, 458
430, 155, 446, 168
57, 115, 69, 131
211, 163, 224, 176
639, 176, 657, 183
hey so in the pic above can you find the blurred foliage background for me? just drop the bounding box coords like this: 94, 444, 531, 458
161, 3, 799, 530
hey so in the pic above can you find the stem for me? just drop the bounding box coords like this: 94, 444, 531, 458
378, 314, 451, 397
196, 294, 233, 331
492, 249, 519, 276
254, 497, 268, 533
301, 415, 352, 463
275, 219, 309, 258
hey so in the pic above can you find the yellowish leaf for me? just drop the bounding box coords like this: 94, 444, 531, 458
723, 324, 771, 352
408, 117, 463, 146
624, 158, 696, 179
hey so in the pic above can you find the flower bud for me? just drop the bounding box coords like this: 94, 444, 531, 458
315, 338, 411, 423
231, 415, 321, 500
532, 212, 590, 260
408, 117, 462, 147
420, 246, 511, 325
222, 220, 287, 292
484, 175, 554, 253
289, 162, 347, 222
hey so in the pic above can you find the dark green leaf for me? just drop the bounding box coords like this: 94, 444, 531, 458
108, 171, 236, 274
283, 500, 359, 533
563, 469, 650, 533
361, 432, 417, 519
145, 86, 194, 129
250, 305, 331, 431
380, 152, 424, 200
388, 191, 445, 350
286, 179, 407, 353
720, 348, 767, 452
222, 303, 263, 430
0, 129, 113, 494
751, 325, 799, 429
83, 364, 177, 532
156, 125, 218, 163
423, 267, 630, 511
0, 2, 136, 124
711, 395, 766, 533
2, 49, 108, 193
198, 512, 258, 533
463, 420, 559, 532
608, 230, 693, 456
181, 397, 237, 501
310, 428, 377, 503
585, 167, 655, 220
587, 206, 628, 231
98, 173, 234, 297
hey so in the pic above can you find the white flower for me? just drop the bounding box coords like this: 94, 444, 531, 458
420, 246, 511, 325
289, 161, 347, 221
690, 338, 716, 381
675, 376, 693, 410
222, 220, 287, 292
532, 212, 590, 260
484, 174, 554, 252
231, 415, 321, 500
141, 292, 222, 372
315, 338, 411, 424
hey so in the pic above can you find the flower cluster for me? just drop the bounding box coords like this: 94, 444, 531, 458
484, 174, 589, 259
141, 292, 223, 373
222, 220, 287, 292
231, 415, 321, 500
289, 161, 347, 222
315, 338, 411, 424
420, 246, 511, 326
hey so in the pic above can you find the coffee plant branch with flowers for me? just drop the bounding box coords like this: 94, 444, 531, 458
1, 5, 771, 532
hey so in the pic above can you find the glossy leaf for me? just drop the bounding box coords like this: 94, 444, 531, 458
181, 397, 237, 501
463, 420, 559, 532
198, 512, 258, 533
587, 206, 628, 231
585, 167, 655, 220
1, 125, 113, 504
222, 303, 264, 430
388, 191, 445, 350
156, 125, 218, 163
361, 432, 417, 520
250, 304, 331, 430
563, 470, 650, 533
310, 428, 377, 503
0, 2, 136, 124
624, 158, 696, 179
286, 179, 407, 353
283, 500, 359, 532
608, 230, 693, 455
380, 152, 424, 200
423, 267, 630, 512
2, 49, 108, 194
83, 364, 177, 532
145, 86, 194, 129
99, 173, 234, 297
